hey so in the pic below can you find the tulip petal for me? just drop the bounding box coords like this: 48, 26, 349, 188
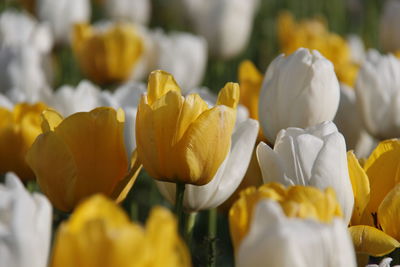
349, 225, 400, 257
41, 109, 63, 132
256, 142, 286, 185
364, 139, 400, 213
217, 82, 240, 109
136, 91, 183, 179
26, 131, 77, 211
176, 105, 236, 185
378, 183, 400, 241
347, 151, 370, 225
147, 70, 181, 105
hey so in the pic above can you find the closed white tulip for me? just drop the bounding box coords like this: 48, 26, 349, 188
380, 0, 400, 52
156, 119, 259, 211
104, 0, 151, 25
0, 172, 52, 267
356, 50, 400, 139
259, 48, 340, 143
236, 200, 356, 267
256, 121, 354, 223
183, 0, 259, 59
151, 30, 207, 94
334, 84, 377, 158
36, 0, 91, 44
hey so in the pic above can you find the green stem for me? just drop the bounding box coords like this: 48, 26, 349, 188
185, 212, 197, 246
208, 208, 218, 267
174, 182, 186, 235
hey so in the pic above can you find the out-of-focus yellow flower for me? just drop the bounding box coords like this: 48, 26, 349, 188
51, 195, 191, 267
238, 60, 263, 120
347, 143, 400, 257
0, 102, 47, 181
229, 183, 342, 251
26, 107, 141, 212
136, 70, 238, 186
73, 22, 143, 85
277, 11, 359, 87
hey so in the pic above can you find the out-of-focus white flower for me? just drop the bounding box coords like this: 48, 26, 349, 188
49, 80, 102, 116
150, 30, 208, 93
256, 121, 354, 223
104, 0, 151, 25
0, 46, 51, 103
259, 48, 340, 143
334, 84, 377, 158
380, 0, 400, 52
367, 258, 400, 267
36, 0, 91, 44
0, 172, 52, 267
236, 200, 356, 267
355, 50, 400, 140
156, 119, 259, 211
0, 10, 53, 54
347, 34, 366, 65
183, 0, 259, 59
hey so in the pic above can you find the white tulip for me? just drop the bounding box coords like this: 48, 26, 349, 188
104, 0, 151, 25
236, 200, 356, 267
156, 119, 259, 211
256, 121, 354, 223
50, 80, 103, 116
334, 84, 377, 158
183, 0, 259, 59
36, 0, 91, 44
367, 258, 400, 267
0, 10, 53, 54
259, 48, 340, 143
0, 172, 52, 267
151, 30, 207, 94
355, 50, 400, 139
347, 34, 366, 65
0, 45, 51, 103
380, 0, 400, 52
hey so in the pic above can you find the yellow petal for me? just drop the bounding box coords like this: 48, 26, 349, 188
145, 207, 192, 267
238, 60, 263, 120
349, 225, 400, 257
136, 91, 183, 180
111, 149, 143, 203
174, 94, 209, 144
347, 151, 370, 225
216, 82, 240, 109
281, 186, 343, 223
41, 109, 64, 132
147, 70, 181, 106
176, 105, 236, 185
364, 140, 400, 214
378, 183, 400, 241
26, 131, 77, 211
54, 108, 128, 203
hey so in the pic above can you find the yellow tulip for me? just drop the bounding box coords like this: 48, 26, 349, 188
26, 107, 141, 212
0, 102, 47, 181
51, 195, 191, 267
136, 70, 238, 186
277, 11, 359, 87
347, 141, 400, 257
229, 183, 343, 251
238, 60, 263, 120
72, 22, 143, 85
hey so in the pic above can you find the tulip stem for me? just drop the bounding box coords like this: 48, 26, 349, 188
175, 182, 186, 236
185, 212, 197, 246
208, 208, 218, 267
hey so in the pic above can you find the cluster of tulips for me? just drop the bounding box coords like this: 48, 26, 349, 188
2, 0, 400, 266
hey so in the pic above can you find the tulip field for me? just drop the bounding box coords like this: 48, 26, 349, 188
2, 0, 400, 266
